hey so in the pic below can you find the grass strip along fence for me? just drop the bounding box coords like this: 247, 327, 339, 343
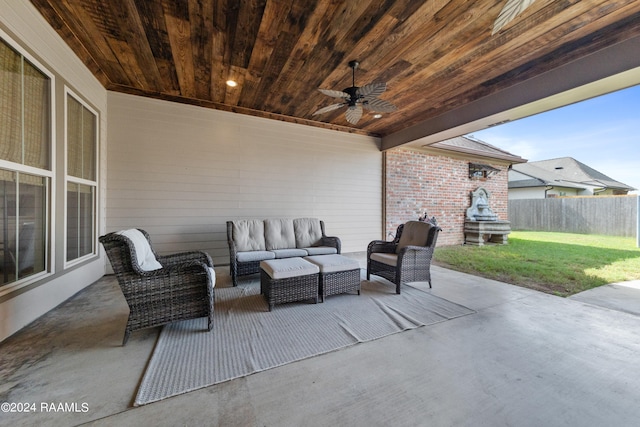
434, 231, 640, 297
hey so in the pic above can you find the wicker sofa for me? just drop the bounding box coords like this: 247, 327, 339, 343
227, 218, 341, 286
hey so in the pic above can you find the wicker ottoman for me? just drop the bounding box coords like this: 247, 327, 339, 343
306, 255, 361, 302
260, 258, 320, 311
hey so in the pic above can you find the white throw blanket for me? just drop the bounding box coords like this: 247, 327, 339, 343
117, 229, 163, 271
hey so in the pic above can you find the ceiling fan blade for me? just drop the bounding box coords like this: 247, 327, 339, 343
345, 105, 363, 124
362, 98, 397, 113
318, 88, 350, 98
357, 82, 386, 98
492, 0, 536, 35
312, 103, 346, 116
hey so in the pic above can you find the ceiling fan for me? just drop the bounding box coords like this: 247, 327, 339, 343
492, 0, 536, 34
312, 60, 397, 125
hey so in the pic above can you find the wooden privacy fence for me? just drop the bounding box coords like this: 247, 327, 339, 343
508, 195, 638, 237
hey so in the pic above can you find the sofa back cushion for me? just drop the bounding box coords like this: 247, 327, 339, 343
231, 220, 266, 251
264, 219, 296, 250
396, 221, 433, 253
293, 218, 323, 248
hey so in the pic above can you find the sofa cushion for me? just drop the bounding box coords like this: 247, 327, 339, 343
396, 221, 432, 254
303, 246, 337, 256
271, 248, 308, 258
232, 220, 266, 252
236, 251, 275, 263
264, 219, 296, 250
293, 218, 323, 248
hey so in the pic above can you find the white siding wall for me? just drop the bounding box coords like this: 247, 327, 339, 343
107, 93, 382, 264
547, 187, 581, 198
0, 1, 107, 342
508, 187, 547, 200
508, 170, 533, 181
509, 187, 584, 200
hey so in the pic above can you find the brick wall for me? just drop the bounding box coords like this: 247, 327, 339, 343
385, 148, 509, 246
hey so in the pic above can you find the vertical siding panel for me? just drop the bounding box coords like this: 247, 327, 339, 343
106, 92, 382, 264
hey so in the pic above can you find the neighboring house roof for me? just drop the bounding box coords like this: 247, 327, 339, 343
427, 136, 526, 163
511, 157, 636, 191
509, 163, 586, 189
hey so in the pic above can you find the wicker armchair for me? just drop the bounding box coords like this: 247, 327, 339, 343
367, 220, 441, 294
99, 229, 215, 345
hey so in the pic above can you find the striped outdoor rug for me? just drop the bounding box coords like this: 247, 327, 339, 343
134, 276, 474, 406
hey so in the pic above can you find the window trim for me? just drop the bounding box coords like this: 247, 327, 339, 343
63, 86, 99, 268
0, 29, 56, 297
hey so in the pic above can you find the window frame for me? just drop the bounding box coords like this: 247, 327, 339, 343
0, 29, 56, 296
63, 86, 99, 268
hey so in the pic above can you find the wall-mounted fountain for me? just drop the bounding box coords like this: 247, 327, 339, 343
464, 187, 511, 245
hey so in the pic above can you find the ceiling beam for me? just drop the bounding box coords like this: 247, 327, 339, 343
381, 34, 640, 150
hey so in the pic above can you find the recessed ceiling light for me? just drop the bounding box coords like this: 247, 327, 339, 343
373, 114, 382, 119
226, 80, 237, 87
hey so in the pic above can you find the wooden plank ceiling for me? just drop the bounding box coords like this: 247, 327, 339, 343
30, 0, 640, 138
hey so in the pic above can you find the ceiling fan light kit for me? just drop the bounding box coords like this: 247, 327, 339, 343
313, 60, 398, 125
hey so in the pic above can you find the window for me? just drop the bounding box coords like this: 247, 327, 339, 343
65, 90, 97, 263
0, 34, 52, 288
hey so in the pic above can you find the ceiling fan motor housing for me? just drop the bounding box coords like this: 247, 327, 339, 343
343, 86, 360, 105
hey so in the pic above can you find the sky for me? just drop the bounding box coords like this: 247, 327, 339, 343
469, 84, 640, 194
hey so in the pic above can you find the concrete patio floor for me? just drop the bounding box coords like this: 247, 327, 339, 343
2, 255, 640, 427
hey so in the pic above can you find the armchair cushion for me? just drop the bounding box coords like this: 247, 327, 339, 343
370, 252, 398, 267
265, 219, 296, 250
116, 229, 162, 271
232, 220, 266, 251
395, 221, 432, 254
293, 218, 323, 248
207, 267, 217, 288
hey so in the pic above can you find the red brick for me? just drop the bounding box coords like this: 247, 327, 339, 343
385, 149, 509, 246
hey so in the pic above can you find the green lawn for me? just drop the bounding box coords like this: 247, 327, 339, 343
433, 231, 640, 297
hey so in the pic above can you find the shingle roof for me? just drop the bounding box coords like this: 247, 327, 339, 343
512, 157, 636, 191
509, 163, 585, 189
428, 136, 526, 163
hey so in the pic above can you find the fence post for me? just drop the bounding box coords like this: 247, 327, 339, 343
637, 195, 639, 248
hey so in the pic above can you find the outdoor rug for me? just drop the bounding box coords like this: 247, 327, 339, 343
134, 277, 474, 406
